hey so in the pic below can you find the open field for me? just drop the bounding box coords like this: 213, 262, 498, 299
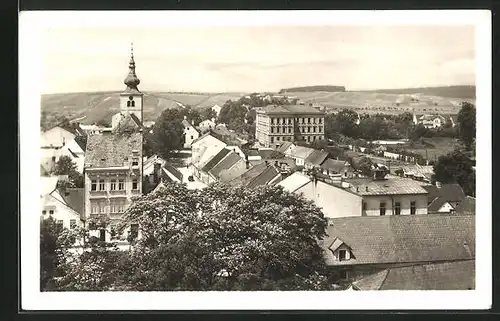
405, 137, 461, 161
41, 86, 475, 127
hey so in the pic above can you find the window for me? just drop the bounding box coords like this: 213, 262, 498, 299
313, 126, 317, 132
270, 137, 274, 143
70, 219, 77, 229
362, 201, 367, 212
190, 135, 193, 140
42, 210, 47, 215
91, 203, 98, 214
98, 179, 105, 191
394, 202, 401, 215
308, 118, 311, 124
288, 127, 292, 133
410, 201, 416, 215
276, 127, 280, 133
131, 101, 135, 107
339, 249, 347, 261
127, 101, 131, 107
319, 118, 323, 124
379, 202, 386, 216
276, 136, 280, 141
270, 118, 274, 124
49, 210, 54, 215
132, 179, 138, 190
118, 179, 125, 190
91, 180, 97, 191
110, 179, 117, 191
270, 127, 274, 133
99, 202, 106, 214
319, 126, 323, 133
118, 200, 125, 213
132, 158, 139, 166
307, 126, 311, 133
57, 220, 63, 228
110, 201, 117, 214
288, 118, 292, 124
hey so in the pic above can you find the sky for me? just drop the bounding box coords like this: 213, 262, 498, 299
41, 25, 475, 94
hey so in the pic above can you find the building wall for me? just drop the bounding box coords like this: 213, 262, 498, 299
41, 192, 83, 230
40, 127, 76, 148
199, 120, 216, 133
437, 202, 454, 213
120, 93, 143, 122
363, 194, 428, 216
296, 181, 363, 218
218, 159, 248, 182
184, 126, 200, 148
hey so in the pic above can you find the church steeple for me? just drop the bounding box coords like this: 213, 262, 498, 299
124, 42, 141, 92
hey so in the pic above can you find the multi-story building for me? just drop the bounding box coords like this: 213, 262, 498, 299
83, 46, 144, 242
255, 104, 326, 148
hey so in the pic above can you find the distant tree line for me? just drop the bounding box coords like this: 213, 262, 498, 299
279, 86, 346, 94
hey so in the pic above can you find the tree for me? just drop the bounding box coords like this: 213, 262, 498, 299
118, 183, 335, 291
40, 217, 73, 291
353, 156, 373, 177
151, 109, 185, 159
433, 149, 475, 196
457, 102, 476, 151
52, 156, 84, 188
409, 123, 428, 141
201, 107, 217, 121
336, 109, 359, 138
182, 106, 202, 127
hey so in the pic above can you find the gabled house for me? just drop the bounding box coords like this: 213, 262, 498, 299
398, 164, 434, 183
182, 119, 200, 148
40, 176, 85, 230
424, 183, 466, 213
304, 149, 329, 170
414, 114, 447, 129
319, 214, 475, 287
40, 125, 77, 148
278, 171, 429, 219
276, 141, 296, 154
320, 158, 354, 179
198, 119, 216, 133
284, 145, 315, 167
211, 104, 222, 118
190, 131, 227, 176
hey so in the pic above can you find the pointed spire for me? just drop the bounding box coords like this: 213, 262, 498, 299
124, 42, 140, 92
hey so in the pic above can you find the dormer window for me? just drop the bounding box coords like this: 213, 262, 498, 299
339, 249, 347, 261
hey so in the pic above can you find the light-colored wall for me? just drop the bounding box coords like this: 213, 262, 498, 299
296, 181, 363, 218
41, 127, 76, 148
41, 191, 83, 230
59, 139, 85, 173
363, 194, 428, 216
184, 126, 200, 148
191, 136, 227, 167
199, 120, 216, 133
218, 159, 248, 183
437, 202, 454, 213
120, 94, 143, 122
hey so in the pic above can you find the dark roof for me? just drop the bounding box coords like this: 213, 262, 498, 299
191, 130, 225, 146
259, 149, 285, 160
163, 162, 183, 182
74, 135, 88, 151
202, 148, 231, 172
85, 132, 142, 168
61, 188, 85, 217
454, 196, 476, 215
423, 185, 440, 202
437, 184, 466, 202
129, 113, 147, 131
320, 214, 475, 266
247, 165, 281, 188
209, 152, 242, 177
305, 150, 329, 166
321, 158, 350, 173
257, 104, 325, 115
428, 197, 452, 212
352, 260, 475, 290
229, 162, 279, 188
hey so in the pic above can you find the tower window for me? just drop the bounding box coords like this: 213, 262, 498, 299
131, 101, 135, 107
127, 101, 131, 107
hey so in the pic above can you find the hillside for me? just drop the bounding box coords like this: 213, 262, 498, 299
279, 85, 346, 93
359, 85, 475, 100
40, 91, 246, 127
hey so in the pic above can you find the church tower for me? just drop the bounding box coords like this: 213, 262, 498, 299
120, 43, 143, 122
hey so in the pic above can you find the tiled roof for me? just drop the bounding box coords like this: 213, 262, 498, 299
423, 185, 440, 202
454, 196, 476, 215
401, 165, 434, 180
163, 162, 183, 182
321, 159, 350, 173
276, 172, 312, 192
247, 165, 281, 188
437, 184, 466, 202
352, 260, 475, 290
259, 149, 285, 160
343, 177, 430, 196
320, 214, 475, 266
428, 197, 452, 212
229, 163, 267, 187
287, 145, 315, 160
85, 132, 142, 168
305, 150, 329, 166
61, 188, 85, 216
209, 152, 242, 177
276, 141, 294, 153
202, 148, 231, 172
257, 104, 325, 115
